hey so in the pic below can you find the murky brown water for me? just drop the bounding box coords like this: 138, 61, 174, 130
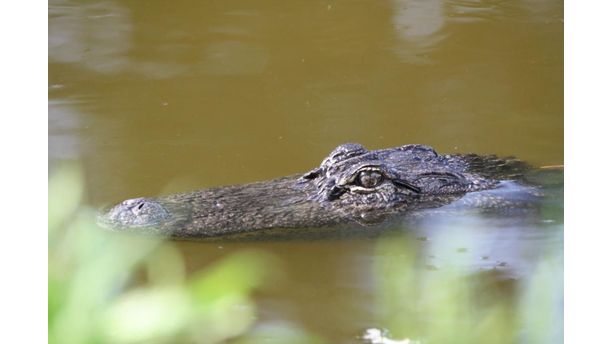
49, 0, 563, 342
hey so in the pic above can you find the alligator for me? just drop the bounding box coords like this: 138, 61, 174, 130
99, 143, 534, 239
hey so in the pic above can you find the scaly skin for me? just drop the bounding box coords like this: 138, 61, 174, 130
98, 143, 530, 238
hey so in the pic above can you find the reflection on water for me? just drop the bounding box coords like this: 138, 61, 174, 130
49, 0, 131, 74
49, 0, 563, 342
48, 99, 84, 160
392, 0, 445, 63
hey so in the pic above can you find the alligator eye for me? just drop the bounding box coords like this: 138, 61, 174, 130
357, 170, 383, 188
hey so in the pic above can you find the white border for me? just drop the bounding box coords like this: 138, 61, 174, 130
0, 2, 48, 343
4, 0, 608, 342
565, 1, 612, 342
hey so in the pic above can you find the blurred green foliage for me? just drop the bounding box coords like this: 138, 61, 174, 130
48, 165, 322, 344
49, 164, 562, 344
372, 233, 562, 344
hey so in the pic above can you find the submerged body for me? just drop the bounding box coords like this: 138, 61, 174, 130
99, 143, 535, 238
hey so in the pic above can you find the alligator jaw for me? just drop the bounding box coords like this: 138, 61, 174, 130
98, 175, 348, 238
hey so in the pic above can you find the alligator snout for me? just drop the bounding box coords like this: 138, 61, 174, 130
100, 197, 170, 229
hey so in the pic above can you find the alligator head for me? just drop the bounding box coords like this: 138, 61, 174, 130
99, 143, 518, 238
